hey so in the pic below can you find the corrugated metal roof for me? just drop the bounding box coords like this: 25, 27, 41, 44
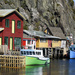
23, 30, 61, 39
0, 9, 26, 20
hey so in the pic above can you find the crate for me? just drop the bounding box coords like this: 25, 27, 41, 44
0, 45, 8, 55
0, 55, 26, 68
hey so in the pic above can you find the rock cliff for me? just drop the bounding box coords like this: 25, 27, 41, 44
0, 0, 75, 39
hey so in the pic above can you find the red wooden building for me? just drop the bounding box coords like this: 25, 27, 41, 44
0, 9, 25, 50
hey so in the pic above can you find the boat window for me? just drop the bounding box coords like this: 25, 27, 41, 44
33, 52, 35, 55
27, 51, 30, 55
28, 46, 32, 49
36, 52, 41, 55
74, 48, 75, 50
37, 52, 39, 55
24, 51, 26, 55
21, 51, 23, 55
36, 52, 38, 55
30, 51, 32, 55
38, 52, 41, 55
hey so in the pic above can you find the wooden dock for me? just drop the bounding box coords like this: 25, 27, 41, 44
0, 55, 26, 68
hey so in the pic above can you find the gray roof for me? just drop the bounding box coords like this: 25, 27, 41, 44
0, 9, 15, 17
23, 30, 61, 39
23, 33, 33, 38
0, 28, 4, 31
49, 27, 66, 40
0, 9, 26, 20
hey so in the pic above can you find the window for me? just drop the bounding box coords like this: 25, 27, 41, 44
21, 51, 23, 55
30, 52, 32, 55
24, 51, 26, 55
14, 38, 21, 47
5, 19, 9, 27
38, 52, 41, 55
33, 52, 35, 55
4, 37, 8, 45
53, 40, 58, 43
12, 20, 15, 33
27, 51, 29, 55
27, 40, 31, 44
27, 40, 33, 44
17, 21, 21, 29
40, 39, 47, 43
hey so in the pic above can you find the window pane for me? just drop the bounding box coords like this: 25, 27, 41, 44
21, 51, 23, 55
27, 40, 31, 44
14, 38, 21, 47
5, 19, 9, 27
17, 21, 21, 29
4, 37, 8, 45
40, 39, 47, 43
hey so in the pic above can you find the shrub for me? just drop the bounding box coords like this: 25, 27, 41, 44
0, 52, 4, 55
68, 0, 74, 7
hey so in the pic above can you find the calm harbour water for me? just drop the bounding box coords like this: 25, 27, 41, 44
0, 59, 75, 75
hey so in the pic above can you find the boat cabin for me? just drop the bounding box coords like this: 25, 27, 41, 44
20, 49, 43, 57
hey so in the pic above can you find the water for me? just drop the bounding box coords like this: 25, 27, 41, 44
51, 59, 75, 75
0, 59, 75, 75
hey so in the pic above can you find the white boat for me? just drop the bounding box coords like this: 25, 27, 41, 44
20, 49, 50, 65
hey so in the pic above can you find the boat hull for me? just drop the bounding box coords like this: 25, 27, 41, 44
70, 50, 75, 58
26, 56, 50, 65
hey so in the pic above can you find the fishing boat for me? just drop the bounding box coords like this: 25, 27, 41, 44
69, 45, 75, 58
20, 49, 50, 65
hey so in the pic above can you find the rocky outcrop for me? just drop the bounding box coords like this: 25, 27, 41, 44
0, 0, 75, 38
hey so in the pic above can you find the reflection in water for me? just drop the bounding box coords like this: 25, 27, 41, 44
1, 59, 75, 75
51, 59, 75, 75
0, 64, 50, 75
25, 65, 51, 75
69, 59, 75, 75
51, 59, 69, 75
25, 66, 43, 75
0, 68, 27, 75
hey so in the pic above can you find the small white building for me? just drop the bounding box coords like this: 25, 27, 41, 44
23, 30, 36, 49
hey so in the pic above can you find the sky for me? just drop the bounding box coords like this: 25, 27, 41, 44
73, 0, 75, 5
